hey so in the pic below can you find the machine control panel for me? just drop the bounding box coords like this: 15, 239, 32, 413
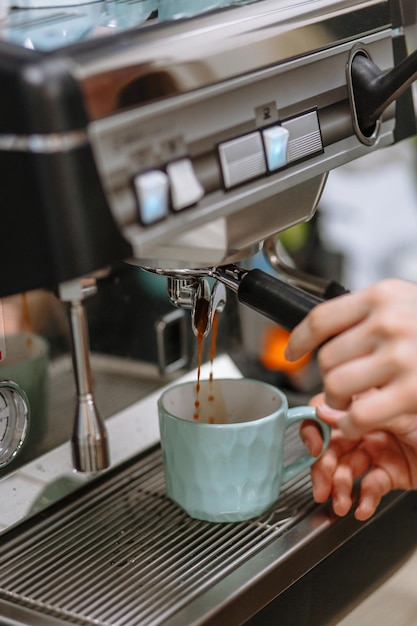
132, 111, 323, 227
262, 126, 290, 172
218, 110, 322, 189
0, 0, 412, 284
88, 28, 397, 266
133, 170, 170, 226
166, 159, 205, 211
133, 158, 205, 226
218, 131, 267, 188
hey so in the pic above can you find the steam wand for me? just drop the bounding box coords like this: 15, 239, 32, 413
262, 236, 349, 300
59, 279, 110, 472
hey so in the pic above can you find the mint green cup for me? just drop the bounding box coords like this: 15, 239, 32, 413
158, 378, 331, 522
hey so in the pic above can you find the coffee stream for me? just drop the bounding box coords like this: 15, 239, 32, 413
192, 298, 218, 422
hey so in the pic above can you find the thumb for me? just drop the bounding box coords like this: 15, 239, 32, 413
316, 404, 363, 439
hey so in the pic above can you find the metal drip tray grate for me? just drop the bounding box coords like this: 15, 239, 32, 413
0, 432, 315, 626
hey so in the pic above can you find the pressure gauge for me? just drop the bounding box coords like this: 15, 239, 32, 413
0, 380, 30, 468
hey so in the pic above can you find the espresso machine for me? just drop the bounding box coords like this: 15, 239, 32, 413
0, 0, 417, 624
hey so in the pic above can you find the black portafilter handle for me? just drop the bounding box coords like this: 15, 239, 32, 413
238, 269, 322, 332
215, 266, 349, 332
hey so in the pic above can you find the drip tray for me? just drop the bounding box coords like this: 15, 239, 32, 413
0, 436, 413, 626
0, 433, 318, 626
0, 352, 414, 625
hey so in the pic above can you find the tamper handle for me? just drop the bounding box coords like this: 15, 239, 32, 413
237, 269, 325, 331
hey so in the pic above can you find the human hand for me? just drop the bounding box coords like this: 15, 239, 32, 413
301, 393, 417, 520
285, 278, 417, 438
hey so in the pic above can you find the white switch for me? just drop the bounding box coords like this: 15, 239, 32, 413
281, 110, 322, 163
134, 170, 169, 225
218, 132, 267, 188
262, 125, 290, 171
166, 158, 204, 211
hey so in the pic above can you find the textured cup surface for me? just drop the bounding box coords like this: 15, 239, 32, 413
158, 378, 329, 522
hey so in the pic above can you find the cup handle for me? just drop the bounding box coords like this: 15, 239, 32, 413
282, 406, 331, 485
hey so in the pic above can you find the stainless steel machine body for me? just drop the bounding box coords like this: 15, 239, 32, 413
0, 0, 416, 293
0, 0, 417, 624
84, 0, 414, 269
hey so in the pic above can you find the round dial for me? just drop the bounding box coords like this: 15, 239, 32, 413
0, 380, 30, 468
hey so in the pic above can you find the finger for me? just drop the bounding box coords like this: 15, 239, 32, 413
308, 392, 326, 408
328, 444, 373, 516
358, 377, 417, 423
300, 420, 323, 457
336, 380, 417, 438
316, 404, 365, 440
317, 319, 375, 374
331, 463, 354, 517
285, 292, 367, 361
309, 430, 362, 503
315, 295, 416, 377
311, 464, 333, 503
310, 447, 339, 503
315, 404, 350, 428
361, 431, 412, 490
321, 351, 396, 411
340, 444, 373, 479
354, 467, 393, 521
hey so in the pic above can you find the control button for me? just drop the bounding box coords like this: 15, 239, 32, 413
262, 125, 290, 171
218, 132, 267, 189
166, 158, 204, 211
281, 110, 323, 163
134, 170, 169, 225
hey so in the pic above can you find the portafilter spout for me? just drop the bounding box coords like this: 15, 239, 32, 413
146, 269, 227, 339
59, 278, 110, 472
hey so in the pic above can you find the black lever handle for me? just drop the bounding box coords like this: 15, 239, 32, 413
351, 49, 417, 133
